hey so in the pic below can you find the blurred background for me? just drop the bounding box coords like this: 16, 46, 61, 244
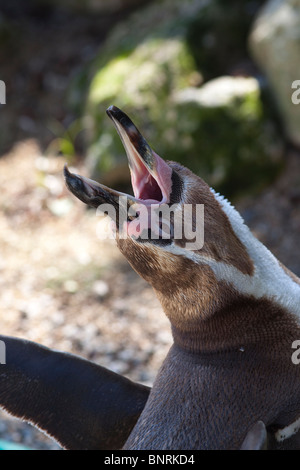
0, 0, 299, 449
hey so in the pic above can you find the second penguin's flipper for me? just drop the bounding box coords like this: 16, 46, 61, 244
0, 335, 150, 450
240, 421, 268, 450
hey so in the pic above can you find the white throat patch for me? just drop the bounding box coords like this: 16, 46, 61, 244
208, 190, 300, 319
163, 189, 300, 320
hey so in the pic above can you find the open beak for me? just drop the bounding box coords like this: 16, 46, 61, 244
64, 106, 173, 218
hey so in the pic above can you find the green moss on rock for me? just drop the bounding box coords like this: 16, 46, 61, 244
171, 77, 283, 197
85, 36, 200, 181
83, 0, 283, 197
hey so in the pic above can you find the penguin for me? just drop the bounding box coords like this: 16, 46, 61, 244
0, 106, 299, 449
64, 106, 300, 450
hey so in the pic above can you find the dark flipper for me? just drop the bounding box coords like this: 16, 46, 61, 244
0, 335, 150, 450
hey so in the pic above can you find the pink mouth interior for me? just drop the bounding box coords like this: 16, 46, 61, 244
130, 151, 172, 205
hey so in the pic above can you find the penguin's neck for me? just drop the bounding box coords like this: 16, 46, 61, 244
154, 192, 300, 354
169, 294, 298, 355
156, 278, 299, 354
211, 190, 300, 319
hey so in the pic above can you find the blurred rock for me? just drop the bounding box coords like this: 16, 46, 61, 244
92, 279, 109, 298
173, 76, 283, 196
47, 198, 73, 217
85, 36, 200, 187
249, 0, 300, 147
83, 0, 204, 182
81, 0, 282, 197
63, 279, 79, 293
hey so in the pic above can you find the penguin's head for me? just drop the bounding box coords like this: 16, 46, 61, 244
64, 106, 253, 329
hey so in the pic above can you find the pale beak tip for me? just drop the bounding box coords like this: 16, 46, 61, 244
106, 105, 120, 119
63, 163, 71, 179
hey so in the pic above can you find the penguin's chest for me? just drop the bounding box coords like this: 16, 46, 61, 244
123, 345, 299, 450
